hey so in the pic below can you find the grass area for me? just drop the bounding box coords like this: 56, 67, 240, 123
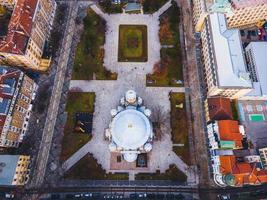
64, 154, 129, 180
147, 2, 183, 87
60, 92, 95, 161
135, 164, 187, 182
118, 25, 147, 62
72, 9, 117, 80
147, 48, 183, 87
159, 1, 180, 46
142, 0, 169, 14
231, 100, 239, 121
99, 0, 124, 13
170, 93, 191, 165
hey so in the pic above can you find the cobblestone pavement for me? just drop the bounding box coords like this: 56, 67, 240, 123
62, 1, 198, 185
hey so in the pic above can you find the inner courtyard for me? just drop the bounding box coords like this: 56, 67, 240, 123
62, 1, 197, 184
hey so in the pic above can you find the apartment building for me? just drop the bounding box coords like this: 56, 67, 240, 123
0, 0, 16, 10
241, 42, 267, 100
0, 66, 38, 148
226, 0, 267, 28
0, 155, 30, 185
206, 97, 233, 121
201, 13, 252, 98
0, 0, 56, 71
194, 0, 267, 31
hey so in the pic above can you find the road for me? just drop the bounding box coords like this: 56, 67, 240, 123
29, 0, 79, 188
175, 0, 212, 188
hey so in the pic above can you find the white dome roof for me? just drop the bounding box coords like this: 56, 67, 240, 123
111, 109, 151, 150
123, 153, 138, 162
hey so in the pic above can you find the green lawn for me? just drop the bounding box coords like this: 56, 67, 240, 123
142, 0, 169, 14
159, 1, 180, 46
147, 48, 183, 87
60, 92, 95, 161
0, 6, 11, 37
147, 2, 183, 87
72, 9, 117, 80
170, 93, 191, 165
231, 100, 239, 121
118, 25, 147, 62
135, 164, 187, 182
99, 0, 124, 13
64, 154, 129, 180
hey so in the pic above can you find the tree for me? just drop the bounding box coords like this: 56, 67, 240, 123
151, 105, 169, 140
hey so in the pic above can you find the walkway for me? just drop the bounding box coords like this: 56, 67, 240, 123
30, 1, 78, 188
63, 1, 197, 185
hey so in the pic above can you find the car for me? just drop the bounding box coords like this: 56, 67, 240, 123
217, 194, 231, 200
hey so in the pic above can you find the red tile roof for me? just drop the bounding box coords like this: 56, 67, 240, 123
208, 97, 233, 121
0, 0, 38, 55
218, 120, 243, 149
219, 155, 267, 186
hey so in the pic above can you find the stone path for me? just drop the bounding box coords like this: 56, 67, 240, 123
62, 1, 197, 185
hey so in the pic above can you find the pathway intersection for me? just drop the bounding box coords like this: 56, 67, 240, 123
63, 1, 198, 185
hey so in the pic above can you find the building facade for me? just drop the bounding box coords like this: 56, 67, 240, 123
194, 0, 267, 32
200, 13, 252, 99
0, 155, 30, 185
241, 42, 267, 100
0, 66, 38, 148
0, 0, 16, 10
0, 0, 56, 71
226, 0, 267, 29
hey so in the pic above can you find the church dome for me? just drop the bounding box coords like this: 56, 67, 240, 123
111, 109, 151, 150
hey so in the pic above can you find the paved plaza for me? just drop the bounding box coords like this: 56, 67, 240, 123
63, 1, 197, 185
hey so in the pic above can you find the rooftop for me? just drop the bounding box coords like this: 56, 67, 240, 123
111, 109, 151, 150
231, 0, 267, 9
125, 3, 142, 12
0, 155, 19, 185
209, 13, 252, 88
219, 155, 267, 186
208, 97, 233, 120
245, 42, 267, 98
0, 0, 38, 55
218, 120, 243, 149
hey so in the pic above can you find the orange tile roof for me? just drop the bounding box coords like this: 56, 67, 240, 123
208, 97, 233, 121
218, 120, 243, 149
0, 0, 38, 54
219, 155, 267, 186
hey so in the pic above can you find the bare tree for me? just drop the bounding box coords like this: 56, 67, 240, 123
150, 105, 169, 140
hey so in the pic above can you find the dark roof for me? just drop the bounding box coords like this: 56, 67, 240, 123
208, 97, 233, 120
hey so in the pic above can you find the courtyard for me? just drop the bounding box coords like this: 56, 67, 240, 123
61, 1, 197, 185
118, 25, 148, 62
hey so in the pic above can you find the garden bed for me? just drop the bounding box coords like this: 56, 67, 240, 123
64, 153, 129, 180
135, 164, 187, 182
60, 92, 95, 161
72, 9, 117, 80
147, 48, 183, 87
142, 0, 169, 14
118, 25, 147, 62
170, 93, 191, 165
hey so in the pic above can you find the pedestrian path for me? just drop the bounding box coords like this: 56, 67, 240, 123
62, 0, 198, 186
